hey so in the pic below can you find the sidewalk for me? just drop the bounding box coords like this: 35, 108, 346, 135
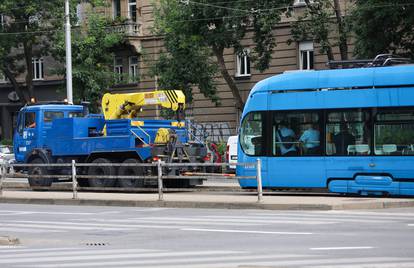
1, 189, 414, 210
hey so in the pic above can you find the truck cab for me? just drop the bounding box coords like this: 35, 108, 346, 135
13, 104, 84, 163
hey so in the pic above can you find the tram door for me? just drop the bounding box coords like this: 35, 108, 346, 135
266, 111, 326, 188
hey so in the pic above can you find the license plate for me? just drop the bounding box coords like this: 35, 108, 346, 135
231, 156, 237, 160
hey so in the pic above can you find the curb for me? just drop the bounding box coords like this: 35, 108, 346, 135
2, 197, 414, 210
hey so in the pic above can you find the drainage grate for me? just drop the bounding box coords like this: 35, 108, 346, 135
84, 242, 108, 246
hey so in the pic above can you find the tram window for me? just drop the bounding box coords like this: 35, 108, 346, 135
374, 109, 414, 155
326, 109, 371, 156
272, 111, 321, 156
240, 112, 264, 156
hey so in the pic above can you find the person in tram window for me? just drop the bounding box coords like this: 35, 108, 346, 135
299, 123, 320, 155
276, 121, 297, 156
333, 123, 355, 155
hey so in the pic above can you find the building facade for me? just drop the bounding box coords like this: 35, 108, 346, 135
0, 0, 349, 142
106, 0, 351, 143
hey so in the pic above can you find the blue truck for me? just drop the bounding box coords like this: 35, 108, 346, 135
13, 90, 207, 188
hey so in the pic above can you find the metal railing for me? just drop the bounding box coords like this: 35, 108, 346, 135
0, 159, 263, 203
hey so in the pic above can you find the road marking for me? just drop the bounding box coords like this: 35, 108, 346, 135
20, 253, 307, 268
181, 228, 313, 235
0, 247, 78, 253
310, 246, 374, 251
26, 256, 412, 268
3, 220, 193, 230
0, 227, 64, 233
135, 216, 336, 225
218, 215, 394, 223
0, 210, 95, 215
0, 223, 129, 231
0, 248, 158, 259
407, 224, 414, 226
0, 250, 241, 264
305, 262, 414, 268
76, 218, 261, 226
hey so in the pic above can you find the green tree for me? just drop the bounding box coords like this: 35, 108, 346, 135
351, 0, 414, 59
53, 12, 123, 112
0, 0, 67, 104
289, 0, 351, 62
153, 0, 291, 110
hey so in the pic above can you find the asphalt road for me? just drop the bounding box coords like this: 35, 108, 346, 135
0, 204, 414, 268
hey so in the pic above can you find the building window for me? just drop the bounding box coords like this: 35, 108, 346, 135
32, 58, 44, 80
236, 49, 251, 77
129, 56, 138, 82
299, 41, 314, 70
113, 0, 121, 19
128, 0, 137, 22
114, 57, 123, 82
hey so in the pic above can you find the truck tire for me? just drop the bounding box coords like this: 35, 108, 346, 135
117, 158, 145, 188
28, 158, 53, 188
87, 158, 117, 188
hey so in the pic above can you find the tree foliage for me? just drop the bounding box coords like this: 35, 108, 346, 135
53, 12, 123, 112
153, 0, 291, 109
0, 0, 68, 104
289, 0, 351, 61
351, 0, 414, 59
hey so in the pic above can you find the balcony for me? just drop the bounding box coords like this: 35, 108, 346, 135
112, 20, 142, 37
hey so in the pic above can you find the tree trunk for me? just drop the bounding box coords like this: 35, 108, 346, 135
212, 45, 244, 111
333, 0, 348, 60
2, 67, 28, 104
23, 41, 35, 101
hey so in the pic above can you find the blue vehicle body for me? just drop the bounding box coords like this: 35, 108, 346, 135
14, 105, 189, 163
237, 65, 414, 196
13, 104, 204, 188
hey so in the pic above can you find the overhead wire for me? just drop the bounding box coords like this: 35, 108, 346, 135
1, 1, 414, 36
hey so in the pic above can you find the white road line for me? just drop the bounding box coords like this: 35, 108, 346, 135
249, 212, 414, 220
43, 256, 413, 268
305, 262, 414, 268
132, 216, 336, 225
310, 246, 374, 251
0, 223, 129, 231
74, 218, 262, 227
22, 254, 307, 268
181, 228, 313, 235
207, 215, 394, 224
0, 210, 95, 215
0, 248, 158, 259
407, 224, 414, 226
0, 227, 64, 233
0, 250, 241, 265
0, 247, 79, 253
3, 220, 191, 230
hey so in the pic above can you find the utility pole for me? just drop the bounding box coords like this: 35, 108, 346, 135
65, 0, 73, 104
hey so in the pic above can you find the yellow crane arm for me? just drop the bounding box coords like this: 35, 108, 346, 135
102, 90, 185, 120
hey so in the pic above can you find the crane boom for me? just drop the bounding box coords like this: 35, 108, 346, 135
102, 90, 185, 120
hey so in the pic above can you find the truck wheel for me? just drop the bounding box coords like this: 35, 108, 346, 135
87, 158, 117, 188
28, 158, 53, 187
117, 158, 145, 188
